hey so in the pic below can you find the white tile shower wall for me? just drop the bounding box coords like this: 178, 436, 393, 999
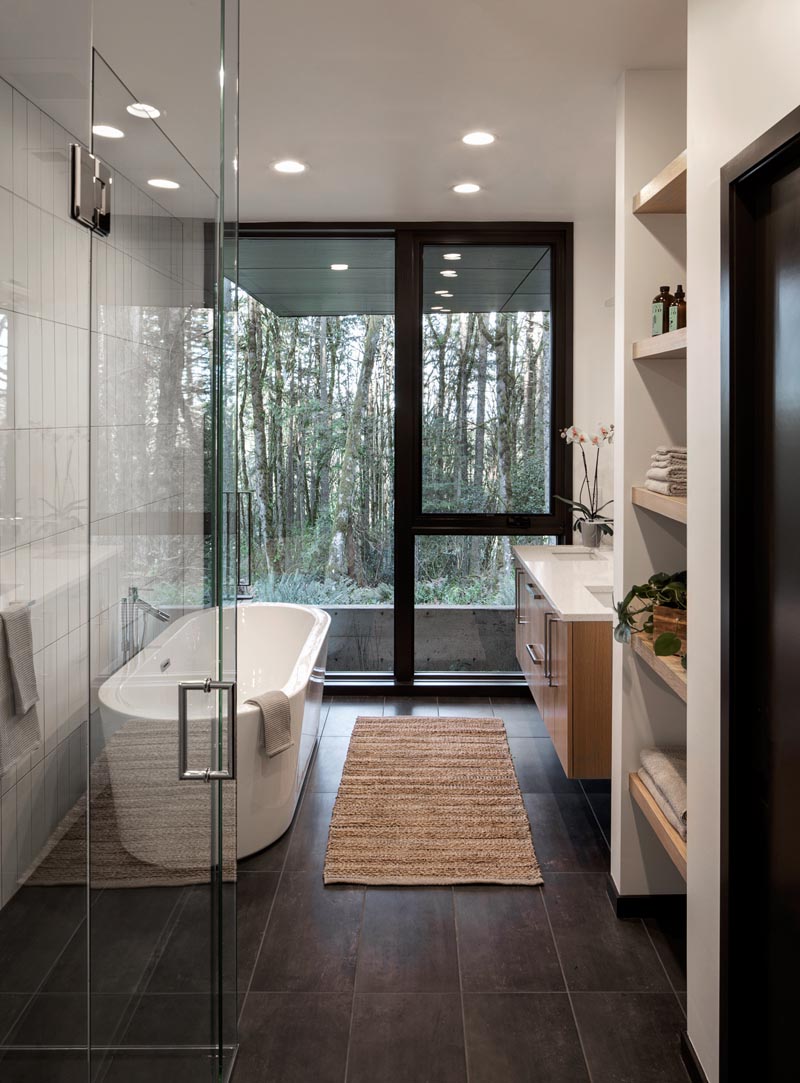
0, 76, 91, 908
0, 75, 211, 908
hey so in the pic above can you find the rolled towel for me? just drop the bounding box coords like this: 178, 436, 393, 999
644, 478, 686, 497
646, 466, 687, 482
0, 613, 41, 773
2, 604, 40, 714
638, 766, 687, 839
247, 689, 293, 757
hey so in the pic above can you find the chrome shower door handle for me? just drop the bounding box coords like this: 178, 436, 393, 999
178, 678, 237, 781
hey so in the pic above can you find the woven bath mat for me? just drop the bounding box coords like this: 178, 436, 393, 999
323, 715, 542, 886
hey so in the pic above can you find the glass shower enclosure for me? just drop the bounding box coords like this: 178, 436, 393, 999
0, 2, 240, 1079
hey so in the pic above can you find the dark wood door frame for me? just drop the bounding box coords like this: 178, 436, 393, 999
721, 102, 800, 1082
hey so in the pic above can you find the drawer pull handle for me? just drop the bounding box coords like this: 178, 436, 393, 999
524, 583, 541, 598
525, 643, 542, 666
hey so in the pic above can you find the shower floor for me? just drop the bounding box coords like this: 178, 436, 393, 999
233, 695, 689, 1083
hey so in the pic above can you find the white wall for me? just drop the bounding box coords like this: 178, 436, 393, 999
571, 211, 615, 516
686, 1, 800, 1079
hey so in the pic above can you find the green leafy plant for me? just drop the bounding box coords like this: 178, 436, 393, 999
614, 570, 687, 658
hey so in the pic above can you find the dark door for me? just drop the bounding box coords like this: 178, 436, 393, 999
722, 107, 800, 1083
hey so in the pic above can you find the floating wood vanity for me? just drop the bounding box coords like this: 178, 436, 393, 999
513, 546, 613, 778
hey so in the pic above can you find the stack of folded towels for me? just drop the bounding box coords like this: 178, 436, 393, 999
638, 747, 687, 840
644, 445, 687, 497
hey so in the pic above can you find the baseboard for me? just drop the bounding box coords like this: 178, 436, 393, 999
680, 1032, 709, 1083
605, 874, 686, 920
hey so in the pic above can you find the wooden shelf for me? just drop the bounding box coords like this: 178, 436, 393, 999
632, 150, 687, 214
632, 327, 687, 361
632, 633, 687, 703
629, 772, 687, 880
631, 486, 687, 524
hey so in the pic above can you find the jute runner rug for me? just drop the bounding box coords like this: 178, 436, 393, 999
323, 715, 542, 886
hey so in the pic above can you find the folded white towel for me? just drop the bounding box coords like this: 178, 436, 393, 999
645, 478, 686, 497
651, 452, 687, 463
646, 466, 687, 482
640, 747, 687, 829
638, 766, 687, 840
656, 445, 687, 457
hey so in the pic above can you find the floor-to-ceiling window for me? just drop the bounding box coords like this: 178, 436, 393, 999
238, 226, 571, 688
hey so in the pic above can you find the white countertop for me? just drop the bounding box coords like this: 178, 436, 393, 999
513, 545, 615, 622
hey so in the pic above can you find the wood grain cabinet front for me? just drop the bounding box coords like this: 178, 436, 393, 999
514, 560, 612, 779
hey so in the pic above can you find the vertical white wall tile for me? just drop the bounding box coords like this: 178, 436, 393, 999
29, 540, 44, 653
12, 310, 28, 428
66, 325, 78, 428
39, 113, 54, 216
0, 188, 12, 310
28, 316, 42, 428
12, 194, 27, 314
0, 78, 12, 191
28, 427, 43, 541
43, 640, 58, 753
26, 202, 41, 317
52, 215, 66, 324
52, 126, 69, 223
0, 428, 15, 552
1, 787, 18, 905
29, 759, 46, 865
40, 319, 55, 430
43, 746, 59, 838
15, 768, 31, 881
40, 210, 54, 322
26, 102, 40, 210
11, 90, 27, 199
14, 427, 30, 546
41, 536, 58, 647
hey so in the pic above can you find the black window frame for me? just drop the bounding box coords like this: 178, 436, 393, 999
237, 221, 573, 692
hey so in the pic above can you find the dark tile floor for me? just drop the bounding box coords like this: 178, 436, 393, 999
233, 695, 690, 1083
0, 695, 688, 1082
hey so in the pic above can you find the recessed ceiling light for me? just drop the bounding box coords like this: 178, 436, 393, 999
92, 124, 124, 139
273, 159, 307, 174
434, 289, 450, 296
441, 292, 453, 297
331, 263, 348, 271
452, 182, 481, 194
148, 178, 180, 189
443, 253, 461, 261
440, 308, 451, 312
440, 270, 458, 278
127, 102, 160, 119
431, 305, 444, 311
463, 131, 495, 146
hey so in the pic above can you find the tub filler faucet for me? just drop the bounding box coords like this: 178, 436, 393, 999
121, 586, 170, 664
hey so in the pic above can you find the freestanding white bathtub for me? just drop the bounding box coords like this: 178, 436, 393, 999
98, 602, 330, 867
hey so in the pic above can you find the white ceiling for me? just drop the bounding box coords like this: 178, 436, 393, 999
2, 0, 686, 224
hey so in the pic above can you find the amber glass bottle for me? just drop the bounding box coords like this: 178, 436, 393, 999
668, 284, 686, 332
651, 285, 673, 336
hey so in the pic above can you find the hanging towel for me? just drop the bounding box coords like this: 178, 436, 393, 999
246, 689, 293, 757
644, 478, 686, 497
0, 609, 41, 774
2, 604, 40, 714
639, 746, 687, 833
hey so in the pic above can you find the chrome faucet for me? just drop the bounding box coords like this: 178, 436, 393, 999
121, 586, 170, 664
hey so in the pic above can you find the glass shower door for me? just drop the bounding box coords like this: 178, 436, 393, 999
87, 8, 238, 1076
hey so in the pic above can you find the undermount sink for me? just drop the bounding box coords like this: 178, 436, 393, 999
585, 584, 614, 609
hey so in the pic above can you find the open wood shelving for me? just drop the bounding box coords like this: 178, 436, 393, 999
632, 149, 687, 215
632, 327, 687, 362
632, 633, 687, 703
631, 486, 687, 524
629, 772, 687, 879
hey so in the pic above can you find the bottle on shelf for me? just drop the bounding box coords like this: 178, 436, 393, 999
651, 285, 674, 336
668, 284, 686, 332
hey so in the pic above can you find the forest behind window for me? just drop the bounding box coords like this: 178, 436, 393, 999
236, 291, 554, 607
